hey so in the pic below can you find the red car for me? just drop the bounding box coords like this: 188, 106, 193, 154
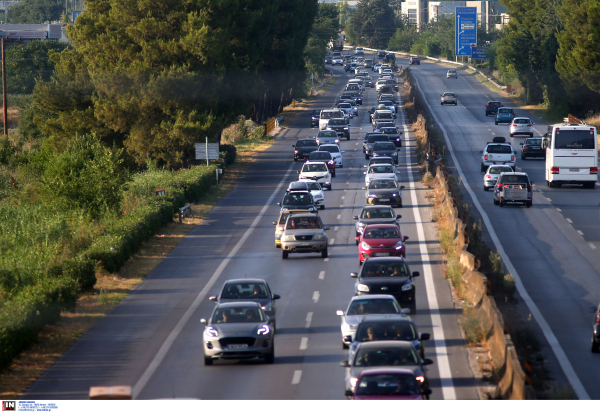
347, 368, 431, 400
356, 224, 408, 264
307, 151, 336, 177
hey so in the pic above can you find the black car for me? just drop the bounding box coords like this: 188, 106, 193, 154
310, 109, 321, 128
364, 178, 404, 207
327, 118, 351, 140
379, 127, 402, 148
377, 84, 393, 95
485, 101, 503, 116
363, 134, 390, 158
292, 139, 319, 161
277, 191, 317, 212
372, 141, 399, 164
520, 137, 545, 160
324, 56, 333, 65
344, 90, 363, 105
352, 257, 419, 309
409, 57, 420, 65
591, 303, 600, 353
383, 53, 396, 63
377, 50, 386, 58
353, 205, 401, 237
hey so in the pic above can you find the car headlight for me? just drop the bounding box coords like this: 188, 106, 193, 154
394, 241, 404, 250
262, 303, 272, 312
357, 284, 370, 292
357, 222, 366, 228
361, 242, 371, 250
313, 234, 325, 240
368, 194, 377, 198
282, 207, 289, 211
350, 377, 358, 389
284, 235, 295, 241
335, 139, 339, 143
294, 150, 299, 153
309, 207, 315, 212
392, 192, 399, 197
206, 326, 218, 337
257, 324, 271, 335
344, 127, 348, 130
402, 284, 413, 291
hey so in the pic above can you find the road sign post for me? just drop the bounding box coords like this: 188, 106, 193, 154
455, 7, 477, 57
195, 137, 219, 165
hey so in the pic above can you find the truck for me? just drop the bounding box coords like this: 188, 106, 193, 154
328, 32, 344, 51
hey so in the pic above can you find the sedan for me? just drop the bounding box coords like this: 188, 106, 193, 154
351, 257, 419, 309
318, 143, 344, 167
440, 92, 457, 105
520, 137, 545, 159
209, 279, 281, 329
298, 161, 332, 190
336, 295, 406, 349
308, 151, 336, 177
510, 117, 534, 137
364, 179, 404, 208
379, 127, 402, 148
354, 205, 401, 237
348, 368, 432, 400
201, 302, 274, 365
356, 224, 408, 263
483, 164, 513, 191
371, 142, 399, 164
364, 164, 398, 185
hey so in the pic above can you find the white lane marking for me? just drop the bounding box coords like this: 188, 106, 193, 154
300, 337, 309, 350
305, 312, 313, 328
312, 291, 320, 303
400, 115, 456, 401
491, 132, 496, 135
355, 142, 359, 145
590, 243, 597, 250
556, 208, 562, 212
324, 258, 330, 262
292, 370, 302, 385
132, 162, 296, 398
329, 238, 335, 245
412, 76, 590, 400
545, 197, 552, 202
337, 214, 342, 219
346, 181, 350, 184
334, 226, 339, 231
577, 230, 584, 236
566, 218, 573, 224
319, 271, 325, 280
342, 196, 345, 199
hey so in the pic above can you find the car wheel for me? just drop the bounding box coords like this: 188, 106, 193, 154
365, 154, 369, 160
530, 133, 534, 138
282, 250, 288, 259
276, 243, 281, 248
526, 201, 532, 208
204, 356, 213, 366
455, 102, 458, 106
441, 102, 443, 105
328, 184, 332, 191
483, 186, 488, 191
359, 258, 363, 266
347, 136, 350, 140
495, 121, 498, 125
265, 346, 275, 364
332, 171, 336, 177
592, 337, 600, 353
500, 199, 504, 207
320, 204, 325, 210
321, 248, 328, 258
509, 133, 513, 138
481, 164, 487, 173
494, 197, 499, 205
521, 154, 525, 160
342, 341, 349, 350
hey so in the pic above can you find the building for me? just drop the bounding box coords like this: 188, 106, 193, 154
0, 24, 65, 47
401, 0, 429, 27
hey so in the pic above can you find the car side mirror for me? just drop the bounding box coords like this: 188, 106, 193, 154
324, 226, 330, 230
208, 296, 217, 301
362, 186, 367, 190
336, 310, 344, 316
412, 271, 420, 277
396, 215, 402, 220
272, 222, 277, 225
422, 358, 434, 366
530, 181, 534, 185
273, 294, 281, 300
543, 133, 548, 137
353, 216, 359, 220
350, 272, 358, 278
292, 145, 295, 147
200, 318, 207, 325
340, 360, 350, 367
520, 142, 524, 145
277, 202, 281, 206
403, 236, 409, 241
401, 308, 411, 315
400, 186, 405, 189
420, 333, 430, 341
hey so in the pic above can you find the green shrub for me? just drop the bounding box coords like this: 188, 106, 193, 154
47, 259, 96, 292
219, 144, 237, 166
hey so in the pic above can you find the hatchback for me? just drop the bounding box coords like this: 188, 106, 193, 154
495, 107, 515, 125
440, 92, 457, 105
510, 117, 534, 137
446, 69, 457, 79
483, 164, 513, 191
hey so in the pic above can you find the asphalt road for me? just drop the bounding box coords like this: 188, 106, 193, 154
403, 57, 600, 399
22, 58, 479, 400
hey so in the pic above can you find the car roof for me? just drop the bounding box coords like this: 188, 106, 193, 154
369, 156, 393, 161
318, 144, 340, 148
499, 172, 529, 176
297, 138, 317, 143
359, 367, 416, 377
287, 213, 319, 218
351, 294, 399, 302
363, 224, 400, 230
361, 256, 407, 263
362, 205, 394, 210
355, 340, 414, 350
279, 208, 312, 215
513, 117, 530, 120
215, 301, 262, 309
224, 278, 267, 285
304, 160, 328, 165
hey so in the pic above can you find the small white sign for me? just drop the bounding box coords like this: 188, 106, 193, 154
195, 143, 219, 160
461, 24, 475, 30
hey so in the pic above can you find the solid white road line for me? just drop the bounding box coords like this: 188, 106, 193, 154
577, 230, 584, 236
319, 271, 325, 280
566, 218, 573, 224
400, 116, 456, 401
590, 243, 597, 250
300, 337, 309, 350
292, 370, 302, 385
305, 312, 313, 328
312, 291, 320, 303
132, 162, 296, 399
412, 76, 590, 400
556, 208, 562, 212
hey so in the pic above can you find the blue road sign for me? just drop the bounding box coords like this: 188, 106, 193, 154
72, 10, 82, 23
471, 46, 488, 59
455, 7, 477, 56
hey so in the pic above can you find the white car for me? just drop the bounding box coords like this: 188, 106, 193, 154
373, 62, 381, 72
332, 56, 343, 65
364, 163, 398, 185
318, 144, 345, 167
447, 69, 457, 79
378, 64, 391, 74
299, 179, 325, 209
339, 99, 358, 118
319, 109, 345, 130
377, 100, 396, 114
348, 79, 365, 92
483, 164, 514, 191
299, 161, 332, 190
381, 69, 393, 76
510, 117, 534, 138
337, 102, 354, 119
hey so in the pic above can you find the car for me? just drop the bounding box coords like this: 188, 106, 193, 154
337, 102, 354, 119
209, 279, 281, 329
336, 295, 407, 349
481, 137, 516, 172
273, 208, 315, 247
348, 368, 432, 400
298, 179, 325, 209
371, 141, 399, 164
319, 109, 345, 130
495, 107, 515, 125
364, 163, 398, 185
377, 50, 386, 58
277, 190, 317, 212
280, 213, 329, 259
348, 79, 365, 92
310, 109, 321, 127
349, 315, 430, 360
363, 133, 390, 158
343, 90, 363, 105
485, 101, 503, 116
351, 257, 419, 309
292, 138, 319, 161
298, 161, 332, 190
383, 53, 396, 63
590, 303, 600, 353
353, 205, 401, 237
356, 223, 408, 264
345, 83, 361, 94
307, 151, 335, 177
372, 110, 395, 131
363, 179, 405, 208
520, 137, 545, 159
373, 62, 382, 72
378, 64, 391, 74
440, 92, 457, 105
483, 164, 514, 191
340, 341, 433, 394
326, 118, 351, 140
377, 100, 396, 114
201, 301, 274, 365
338, 93, 356, 104
332, 56, 343, 65
510, 117, 535, 137
379, 127, 402, 148
364, 59, 373, 68
409, 57, 420, 65
318, 143, 344, 167
493, 172, 533, 207
324, 56, 333, 65
339, 99, 359, 117
355, 47, 364, 56
315, 129, 339, 146
446, 69, 457, 79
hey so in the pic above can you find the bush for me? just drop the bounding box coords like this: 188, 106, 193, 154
219, 144, 237, 166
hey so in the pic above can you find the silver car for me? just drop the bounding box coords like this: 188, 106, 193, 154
446, 69, 457, 79
441, 92, 457, 105
509, 117, 534, 138
201, 302, 274, 365
336, 295, 408, 349
280, 213, 329, 259
483, 164, 513, 191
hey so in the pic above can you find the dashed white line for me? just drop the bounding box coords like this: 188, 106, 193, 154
341, 196, 345, 199
312, 291, 320, 303
300, 337, 309, 350
324, 258, 329, 262
577, 230, 584, 236
346, 181, 350, 184
329, 238, 335, 245
590, 243, 597, 250
305, 312, 313, 328
319, 271, 325, 280
337, 214, 342, 219
545, 197, 552, 202
334, 226, 339, 231
292, 370, 302, 385
566, 218, 573, 224
556, 208, 562, 212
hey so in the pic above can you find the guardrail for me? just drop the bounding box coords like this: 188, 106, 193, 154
275, 115, 284, 127
178, 204, 191, 223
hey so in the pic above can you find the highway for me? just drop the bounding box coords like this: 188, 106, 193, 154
22, 59, 479, 400
402, 57, 600, 399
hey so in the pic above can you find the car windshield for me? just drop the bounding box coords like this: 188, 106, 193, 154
318, 131, 337, 138
354, 347, 419, 367
514, 118, 530, 124
278, 213, 291, 225
221, 283, 268, 299
356, 321, 417, 342
487, 144, 512, 154
309, 152, 331, 160
347, 299, 400, 316
380, 128, 398, 134
489, 166, 512, 174
379, 101, 393, 106
363, 227, 400, 238
355, 374, 420, 396
283, 193, 313, 205
212, 306, 265, 323
368, 165, 394, 174
320, 145, 340, 153
303, 163, 328, 172
443, 93, 456, 97
369, 180, 398, 190
367, 135, 388, 143
374, 113, 393, 119
525, 138, 542, 145
321, 111, 340, 119
295, 140, 317, 148
500, 175, 529, 184
370, 158, 392, 165
498, 108, 513, 113
338, 103, 351, 108
360, 208, 394, 219
361, 261, 409, 278
374, 143, 396, 151
329, 119, 346, 125
286, 216, 321, 229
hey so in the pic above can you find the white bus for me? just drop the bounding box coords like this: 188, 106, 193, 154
542, 122, 598, 188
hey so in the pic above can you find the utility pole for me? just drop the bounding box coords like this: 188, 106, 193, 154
2, 37, 7, 136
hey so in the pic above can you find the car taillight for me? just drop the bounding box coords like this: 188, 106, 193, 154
527, 124, 532, 127
485, 175, 491, 179
512, 124, 517, 127
551, 167, 559, 174
484, 155, 488, 161
596, 314, 600, 324
523, 146, 529, 151
511, 155, 515, 161
591, 167, 598, 175
497, 184, 503, 188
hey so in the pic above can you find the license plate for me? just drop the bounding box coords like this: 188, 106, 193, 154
375, 253, 390, 257
228, 344, 248, 350
378, 198, 390, 202
301, 243, 309, 246
531, 146, 540, 149
569, 168, 579, 172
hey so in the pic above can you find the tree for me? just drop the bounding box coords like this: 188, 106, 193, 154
305, 3, 339, 76
346, 0, 396, 49
7, 0, 63, 24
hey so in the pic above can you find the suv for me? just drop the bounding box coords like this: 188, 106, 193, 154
319, 109, 345, 130
292, 138, 319, 161
495, 107, 515, 125
310, 109, 321, 127
384, 53, 396, 63
481, 137, 516, 172
273, 208, 315, 247
277, 190, 317, 213
446, 69, 457, 79
409, 57, 420, 65
280, 213, 329, 259
485, 101, 502, 116
441, 92, 457, 105
493, 172, 533, 208
326, 118, 351, 140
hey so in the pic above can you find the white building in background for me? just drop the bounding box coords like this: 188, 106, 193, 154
401, 0, 429, 27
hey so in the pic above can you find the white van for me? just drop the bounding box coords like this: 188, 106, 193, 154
319, 109, 345, 130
